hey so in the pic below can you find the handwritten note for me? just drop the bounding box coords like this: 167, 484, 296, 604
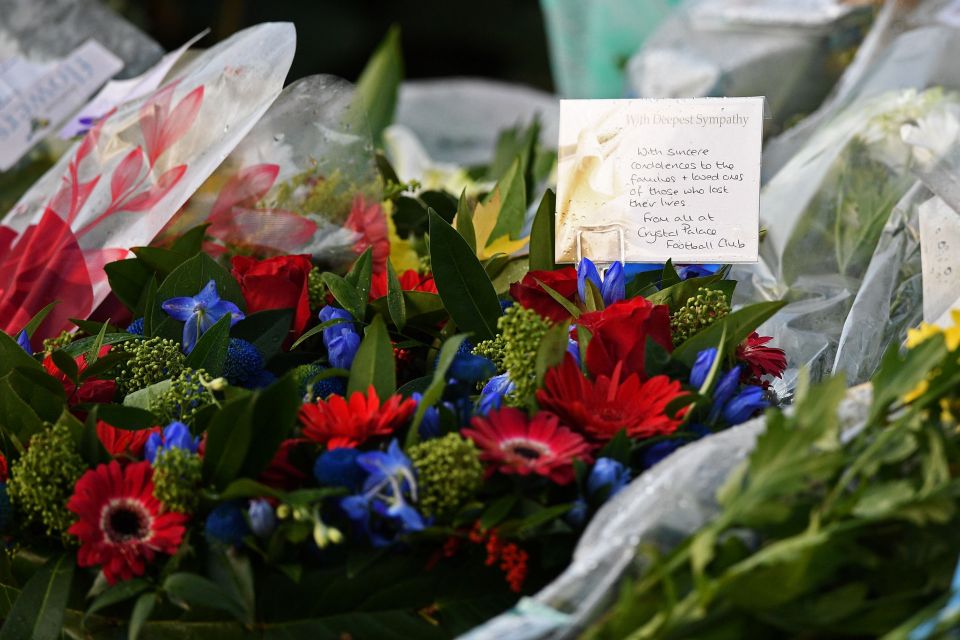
555, 97, 763, 264
0, 40, 122, 171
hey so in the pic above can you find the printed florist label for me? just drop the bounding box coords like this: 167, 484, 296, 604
555, 97, 764, 264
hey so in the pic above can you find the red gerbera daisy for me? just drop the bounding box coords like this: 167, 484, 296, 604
537, 356, 688, 443
737, 332, 787, 381
96, 421, 162, 458
67, 461, 187, 584
462, 407, 591, 485
299, 386, 417, 449
345, 195, 390, 274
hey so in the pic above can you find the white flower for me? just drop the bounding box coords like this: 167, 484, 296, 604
900, 103, 960, 169
382, 124, 493, 196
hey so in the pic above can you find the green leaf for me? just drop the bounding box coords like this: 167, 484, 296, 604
128, 592, 156, 640
62, 333, 134, 358
406, 334, 467, 447
428, 210, 501, 342
355, 24, 403, 142
104, 258, 153, 314
170, 224, 209, 256
455, 189, 477, 253
535, 321, 571, 387
84, 317, 111, 366
70, 318, 119, 336
646, 274, 731, 312
95, 405, 158, 430
852, 480, 916, 519
322, 272, 365, 322
230, 309, 292, 362
599, 429, 631, 464
131, 246, 192, 277
528, 188, 556, 271
123, 380, 173, 411
671, 301, 787, 367
481, 494, 518, 530
0, 332, 41, 377
483, 254, 512, 282
19, 301, 59, 338
85, 579, 149, 621
289, 317, 350, 352
0, 554, 74, 640
202, 395, 254, 490
142, 276, 158, 337
535, 278, 580, 319
487, 157, 526, 241
869, 336, 947, 423
347, 315, 395, 399
163, 573, 247, 622
50, 349, 79, 386
242, 373, 300, 478
385, 261, 406, 331
185, 313, 231, 376
79, 410, 111, 466
661, 259, 681, 289
218, 478, 286, 501
345, 246, 374, 305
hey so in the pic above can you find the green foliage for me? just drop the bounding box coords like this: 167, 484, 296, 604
355, 24, 403, 142
153, 448, 203, 513
153, 368, 220, 426
495, 304, 552, 406
347, 315, 396, 399
408, 433, 484, 519
669, 287, 731, 346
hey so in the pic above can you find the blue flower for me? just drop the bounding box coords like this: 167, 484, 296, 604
205, 501, 250, 546
248, 499, 276, 537
314, 447, 365, 491
145, 421, 200, 464
477, 373, 514, 415
223, 338, 265, 387
126, 317, 144, 335
722, 385, 768, 424
565, 497, 588, 527
708, 366, 743, 423
642, 440, 683, 469
690, 348, 717, 389
318, 306, 360, 369
587, 458, 631, 500
246, 369, 277, 389
567, 337, 581, 367
448, 353, 497, 385
411, 392, 441, 439
161, 279, 244, 354
340, 440, 425, 547
677, 264, 719, 280
15, 330, 30, 354
577, 258, 625, 306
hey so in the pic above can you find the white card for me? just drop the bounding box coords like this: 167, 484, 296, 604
555, 97, 763, 264
0, 39, 123, 171
919, 195, 960, 323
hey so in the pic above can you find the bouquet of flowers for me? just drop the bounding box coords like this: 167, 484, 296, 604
0, 156, 785, 637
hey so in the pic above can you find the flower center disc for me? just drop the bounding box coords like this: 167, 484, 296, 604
102, 499, 149, 543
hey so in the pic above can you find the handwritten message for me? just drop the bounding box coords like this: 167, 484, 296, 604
556, 97, 763, 263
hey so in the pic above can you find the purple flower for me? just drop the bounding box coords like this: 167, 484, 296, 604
577, 258, 625, 306
411, 392, 442, 439
161, 279, 244, 354
145, 421, 200, 464
477, 373, 514, 416
722, 385, 768, 424
586, 458, 631, 500
318, 306, 361, 370
15, 330, 30, 354
690, 348, 718, 389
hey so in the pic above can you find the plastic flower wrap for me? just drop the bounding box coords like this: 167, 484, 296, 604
160, 74, 386, 273
0, 23, 296, 341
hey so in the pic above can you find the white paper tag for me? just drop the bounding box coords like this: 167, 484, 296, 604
0, 40, 123, 170
58, 30, 208, 139
919, 195, 960, 323
555, 97, 763, 264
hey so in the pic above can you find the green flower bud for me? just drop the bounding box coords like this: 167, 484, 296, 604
408, 433, 484, 519
670, 287, 731, 346
116, 337, 186, 395
308, 266, 326, 311
496, 305, 552, 406
152, 448, 203, 514
8, 421, 86, 539
42, 331, 74, 355
154, 368, 219, 426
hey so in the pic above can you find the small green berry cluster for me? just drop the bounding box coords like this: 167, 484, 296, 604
152, 448, 203, 513
670, 288, 731, 346
417, 254, 432, 275
154, 368, 222, 426
8, 421, 86, 539
116, 337, 186, 395
42, 331, 74, 355
475, 305, 551, 406
408, 433, 484, 519
308, 266, 326, 311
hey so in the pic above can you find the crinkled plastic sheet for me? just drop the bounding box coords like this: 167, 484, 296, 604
625, 0, 871, 135
160, 74, 384, 273
462, 384, 873, 640
0, 23, 296, 341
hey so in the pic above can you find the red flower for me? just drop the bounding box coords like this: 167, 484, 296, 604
42, 345, 117, 405
509, 267, 578, 323
299, 386, 417, 449
537, 357, 687, 443
67, 461, 187, 584
345, 196, 389, 275
96, 421, 161, 458
0, 453, 7, 482
737, 332, 787, 381
231, 254, 313, 337
369, 269, 438, 300
258, 438, 310, 492
462, 407, 591, 484
577, 296, 673, 380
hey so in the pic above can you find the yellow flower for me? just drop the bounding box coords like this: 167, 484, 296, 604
903, 379, 929, 404
384, 200, 421, 273
905, 310, 960, 351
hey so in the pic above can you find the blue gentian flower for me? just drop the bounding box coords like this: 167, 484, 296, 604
448, 353, 497, 384
161, 279, 244, 354
677, 264, 719, 280
145, 421, 200, 464
708, 366, 743, 423
126, 317, 144, 335
477, 373, 514, 415
314, 447, 365, 490
411, 392, 442, 439
690, 348, 718, 389
642, 440, 683, 469
318, 306, 361, 369
586, 458, 631, 500
248, 499, 276, 537
223, 338, 265, 387
577, 258, 625, 306
15, 330, 30, 354
722, 385, 768, 424
205, 501, 250, 546
340, 440, 425, 547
